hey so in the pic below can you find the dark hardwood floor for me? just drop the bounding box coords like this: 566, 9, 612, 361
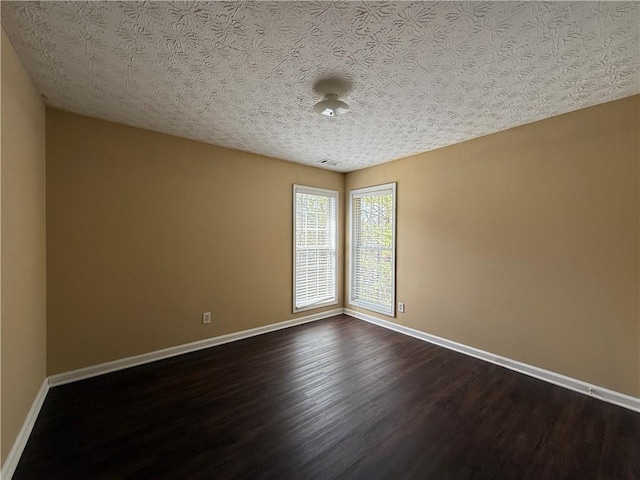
14, 314, 640, 479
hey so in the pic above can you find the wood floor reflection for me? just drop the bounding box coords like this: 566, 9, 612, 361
14, 315, 640, 479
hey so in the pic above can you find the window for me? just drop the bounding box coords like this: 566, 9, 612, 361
349, 183, 396, 316
293, 185, 338, 312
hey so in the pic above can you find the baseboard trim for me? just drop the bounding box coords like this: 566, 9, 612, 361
7, 307, 636, 480
48, 308, 343, 388
344, 308, 640, 413
1, 377, 49, 480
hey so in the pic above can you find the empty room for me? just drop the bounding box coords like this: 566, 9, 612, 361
1, 1, 639, 479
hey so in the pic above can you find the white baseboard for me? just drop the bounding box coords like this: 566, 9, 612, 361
344, 308, 640, 413
48, 308, 343, 387
1, 377, 49, 480
5, 307, 637, 480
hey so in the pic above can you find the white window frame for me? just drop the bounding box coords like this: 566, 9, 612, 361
293, 184, 339, 313
349, 182, 397, 317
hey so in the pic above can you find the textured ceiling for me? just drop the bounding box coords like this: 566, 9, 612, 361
2, 1, 639, 172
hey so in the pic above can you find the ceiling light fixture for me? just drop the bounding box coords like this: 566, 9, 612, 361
313, 94, 349, 117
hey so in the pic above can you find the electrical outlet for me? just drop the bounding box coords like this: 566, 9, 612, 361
202, 312, 211, 324
398, 302, 405, 313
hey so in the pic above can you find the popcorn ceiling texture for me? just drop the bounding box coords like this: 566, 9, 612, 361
2, 1, 638, 171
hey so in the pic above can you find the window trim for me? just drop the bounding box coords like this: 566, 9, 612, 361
348, 182, 397, 317
293, 184, 339, 313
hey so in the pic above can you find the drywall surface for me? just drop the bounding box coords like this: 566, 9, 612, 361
46, 109, 344, 375
1, 28, 47, 464
346, 96, 640, 397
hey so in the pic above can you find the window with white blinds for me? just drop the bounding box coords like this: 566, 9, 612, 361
293, 185, 338, 312
350, 183, 396, 316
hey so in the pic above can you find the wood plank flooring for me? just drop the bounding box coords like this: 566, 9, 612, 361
14, 315, 640, 479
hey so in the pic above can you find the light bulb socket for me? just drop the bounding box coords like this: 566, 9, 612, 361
313, 94, 349, 117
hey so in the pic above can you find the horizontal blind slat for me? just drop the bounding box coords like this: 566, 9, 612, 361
294, 188, 337, 310
351, 190, 394, 312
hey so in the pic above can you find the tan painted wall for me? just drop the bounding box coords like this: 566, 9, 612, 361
346, 96, 640, 397
46, 109, 344, 375
1, 28, 47, 464
33, 85, 640, 400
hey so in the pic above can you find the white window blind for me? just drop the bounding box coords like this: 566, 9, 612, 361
350, 183, 396, 316
293, 185, 338, 312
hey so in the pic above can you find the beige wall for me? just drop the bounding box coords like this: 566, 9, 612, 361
19, 73, 640, 414
346, 96, 640, 397
46, 109, 344, 375
1, 29, 47, 464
